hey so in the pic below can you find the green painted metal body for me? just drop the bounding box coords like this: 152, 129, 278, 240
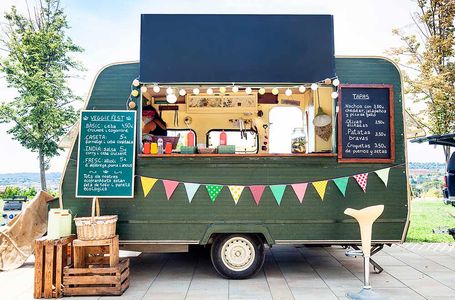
60, 57, 409, 245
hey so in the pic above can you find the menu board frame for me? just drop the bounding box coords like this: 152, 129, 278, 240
76, 110, 137, 198
337, 84, 395, 163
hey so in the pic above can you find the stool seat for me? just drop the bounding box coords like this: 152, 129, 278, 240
344, 205, 384, 257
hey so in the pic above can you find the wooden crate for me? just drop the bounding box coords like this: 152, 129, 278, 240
73, 235, 119, 268
63, 258, 129, 296
34, 235, 75, 299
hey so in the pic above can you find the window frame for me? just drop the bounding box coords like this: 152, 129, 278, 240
206, 128, 259, 154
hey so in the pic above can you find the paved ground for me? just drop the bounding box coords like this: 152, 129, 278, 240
1, 243, 455, 300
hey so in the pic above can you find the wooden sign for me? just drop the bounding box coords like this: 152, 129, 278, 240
337, 84, 394, 163
76, 110, 136, 198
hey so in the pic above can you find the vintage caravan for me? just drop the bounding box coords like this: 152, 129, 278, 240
60, 15, 410, 278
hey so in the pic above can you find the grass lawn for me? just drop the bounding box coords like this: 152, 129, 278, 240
407, 199, 455, 243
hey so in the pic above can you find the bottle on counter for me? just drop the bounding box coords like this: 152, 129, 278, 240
220, 130, 227, 146
157, 138, 164, 154
187, 131, 195, 147
165, 142, 172, 154
291, 127, 307, 154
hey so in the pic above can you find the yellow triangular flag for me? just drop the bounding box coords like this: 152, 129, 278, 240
141, 176, 158, 197
228, 185, 244, 204
312, 180, 328, 201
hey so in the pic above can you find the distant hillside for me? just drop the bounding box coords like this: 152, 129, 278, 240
409, 162, 446, 171
0, 172, 61, 190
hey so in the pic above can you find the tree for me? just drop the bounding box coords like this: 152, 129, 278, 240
0, 0, 83, 190
387, 0, 455, 163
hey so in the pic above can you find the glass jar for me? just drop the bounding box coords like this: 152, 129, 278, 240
291, 127, 307, 154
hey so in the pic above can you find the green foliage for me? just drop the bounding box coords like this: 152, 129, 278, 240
0, 0, 83, 189
387, 0, 455, 162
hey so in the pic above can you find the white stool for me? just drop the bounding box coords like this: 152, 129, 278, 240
344, 205, 386, 300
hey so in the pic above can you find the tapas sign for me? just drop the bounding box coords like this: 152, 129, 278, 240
337, 84, 395, 163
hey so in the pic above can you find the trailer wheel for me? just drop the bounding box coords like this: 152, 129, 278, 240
210, 234, 265, 279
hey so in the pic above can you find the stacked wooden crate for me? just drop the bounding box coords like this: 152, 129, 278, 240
62, 235, 129, 296
34, 235, 75, 299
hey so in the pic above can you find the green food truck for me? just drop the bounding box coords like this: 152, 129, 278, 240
60, 14, 410, 279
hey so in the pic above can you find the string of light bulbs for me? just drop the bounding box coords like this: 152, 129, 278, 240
127, 77, 340, 107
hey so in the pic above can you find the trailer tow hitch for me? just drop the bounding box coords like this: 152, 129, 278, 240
345, 244, 384, 274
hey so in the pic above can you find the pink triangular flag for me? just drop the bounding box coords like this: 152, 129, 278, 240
162, 180, 179, 200
249, 185, 266, 206
353, 173, 369, 193
291, 183, 308, 203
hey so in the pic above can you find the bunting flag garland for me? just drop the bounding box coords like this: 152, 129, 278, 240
228, 185, 244, 204
138, 165, 401, 205
291, 183, 308, 203
184, 183, 200, 203
162, 180, 180, 200
270, 185, 287, 206
312, 180, 328, 200
249, 185, 266, 205
333, 177, 349, 196
353, 173, 369, 192
141, 177, 158, 197
206, 185, 223, 202
375, 168, 390, 187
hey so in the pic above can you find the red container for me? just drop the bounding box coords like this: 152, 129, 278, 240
165, 142, 172, 154
187, 131, 195, 147
220, 130, 227, 146
143, 142, 151, 154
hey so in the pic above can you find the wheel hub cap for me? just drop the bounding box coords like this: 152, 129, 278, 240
221, 237, 255, 272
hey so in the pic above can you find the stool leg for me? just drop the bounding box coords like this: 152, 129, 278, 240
363, 256, 371, 289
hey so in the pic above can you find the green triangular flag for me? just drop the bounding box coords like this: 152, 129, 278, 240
270, 185, 286, 206
375, 168, 390, 187
206, 185, 223, 202
333, 177, 349, 197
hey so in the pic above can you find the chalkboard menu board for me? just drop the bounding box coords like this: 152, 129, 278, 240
338, 84, 394, 163
76, 110, 137, 198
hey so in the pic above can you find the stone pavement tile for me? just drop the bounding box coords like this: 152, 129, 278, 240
323, 278, 363, 297
291, 287, 338, 300
314, 266, 360, 281
390, 252, 452, 273
297, 246, 332, 257
263, 251, 294, 300
384, 265, 426, 280
425, 255, 455, 271
352, 271, 406, 288
229, 271, 272, 300
142, 253, 197, 299
306, 256, 344, 268
368, 254, 407, 266
383, 244, 411, 254
373, 287, 427, 300
185, 257, 228, 300
402, 277, 455, 297
425, 270, 455, 286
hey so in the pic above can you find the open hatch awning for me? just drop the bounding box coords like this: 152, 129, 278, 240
139, 14, 335, 84
410, 133, 455, 147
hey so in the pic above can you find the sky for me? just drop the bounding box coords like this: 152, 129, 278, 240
0, 0, 451, 173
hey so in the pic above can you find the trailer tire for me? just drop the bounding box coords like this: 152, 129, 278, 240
210, 234, 265, 279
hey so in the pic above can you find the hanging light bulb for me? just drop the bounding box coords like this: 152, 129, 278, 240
131, 90, 139, 97
298, 85, 306, 93
272, 88, 279, 95
132, 79, 140, 87
193, 88, 200, 95
324, 78, 332, 85
167, 94, 177, 104
207, 88, 214, 95
232, 86, 239, 93
311, 83, 318, 91
332, 79, 340, 87
258, 88, 266, 95
219, 87, 226, 94
128, 101, 136, 109
179, 89, 187, 96
245, 87, 252, 94
166, 87, 174, 95
140, 86, 148, 93
153, 85, 160, 93
285, 88, 292, 96
331, 91, 339, 99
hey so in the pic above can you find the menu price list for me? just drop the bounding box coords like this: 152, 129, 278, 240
76, 111, 136, 197
340, 87, 391, 159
